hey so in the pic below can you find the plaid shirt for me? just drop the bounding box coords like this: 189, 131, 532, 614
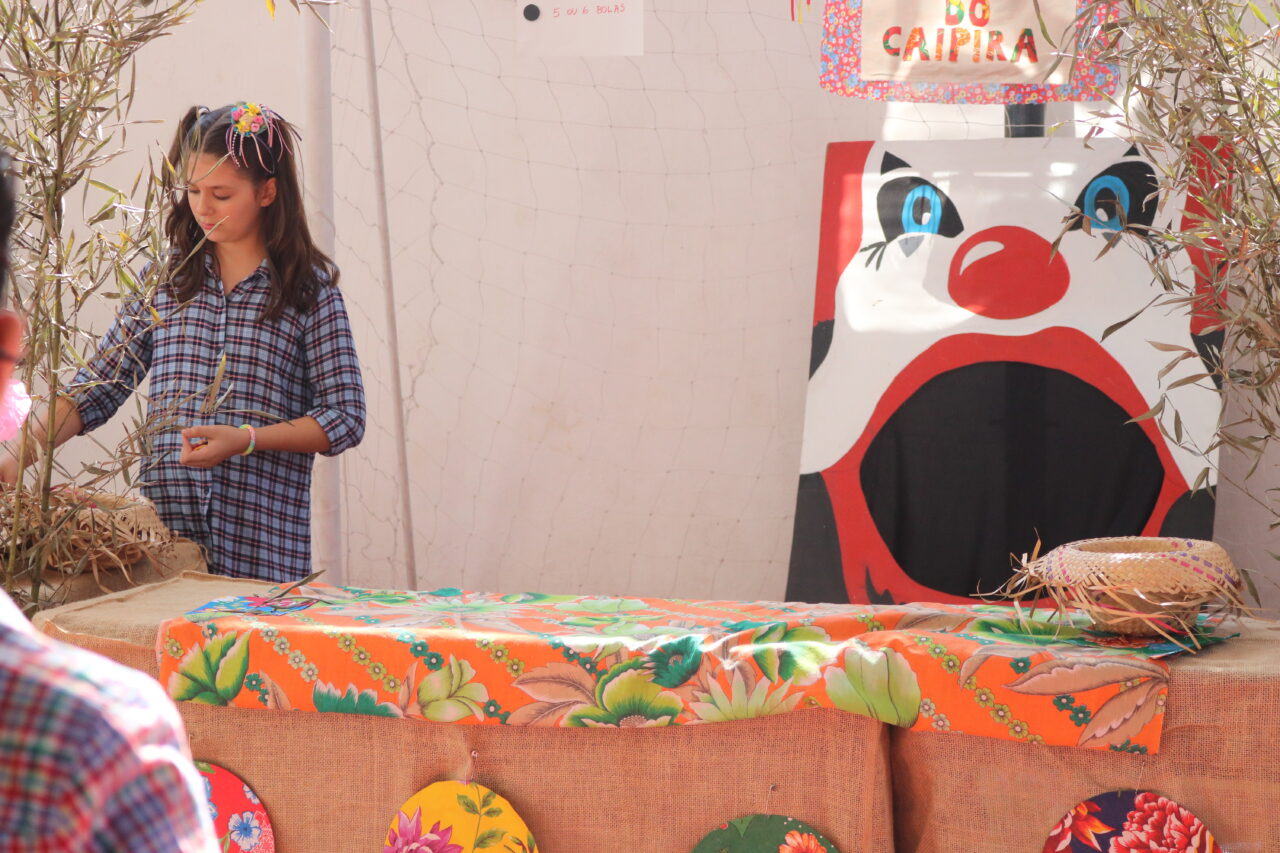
72, 260, 366, 582
0, 592, 218, 852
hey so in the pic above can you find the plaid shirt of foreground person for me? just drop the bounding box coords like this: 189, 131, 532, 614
70, 258, 366, 582
0, 592, 218, 852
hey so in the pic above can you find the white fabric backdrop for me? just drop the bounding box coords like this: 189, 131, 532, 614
67, 0, 1279, 607
322, 0, 1044, 598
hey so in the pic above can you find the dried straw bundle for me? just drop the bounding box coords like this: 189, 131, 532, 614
1003, 537, 1245, 649
0, 488, 178, 592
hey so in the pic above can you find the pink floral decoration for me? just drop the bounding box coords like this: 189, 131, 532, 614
384, 808, 464, 853
1109, 792, 1221, 853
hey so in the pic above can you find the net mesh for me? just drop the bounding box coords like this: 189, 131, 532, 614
36, 0, 1072, 599
324, 0, 1017, 596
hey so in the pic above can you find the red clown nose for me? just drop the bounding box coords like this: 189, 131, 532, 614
947, 225, 1070, 319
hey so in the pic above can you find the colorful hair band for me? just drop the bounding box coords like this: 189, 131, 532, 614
225, 102, 291, 174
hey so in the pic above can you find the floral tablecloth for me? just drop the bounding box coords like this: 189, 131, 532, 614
157, 585, 1225, 753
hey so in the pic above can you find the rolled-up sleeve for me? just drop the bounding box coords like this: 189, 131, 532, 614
69, 298, 155, 434
302, 285, 366, 457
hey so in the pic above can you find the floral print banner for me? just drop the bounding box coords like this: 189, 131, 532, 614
195, 761, 275, 853
1042, 790, 1223, 852
385, 781, 537, 853
158, 586, 1226, 753
692, 815, 840, 852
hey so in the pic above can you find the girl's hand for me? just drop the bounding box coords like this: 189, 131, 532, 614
180, 425, 250, 468
0, 441, 40, 485
0, 449, 21, 485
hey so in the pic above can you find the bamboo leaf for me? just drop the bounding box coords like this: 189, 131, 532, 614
1157, 351, 1196, 381
1165, 372, 1211, 390
1101, 296, 1158, 341
1128, 398, 1165, 424
1148, 340, 1192, 353
203, 351, 228, 413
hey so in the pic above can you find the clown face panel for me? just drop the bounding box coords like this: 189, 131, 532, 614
788, 138, 1220, 605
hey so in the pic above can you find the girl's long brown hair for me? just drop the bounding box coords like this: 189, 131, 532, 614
163, 104, 338, 320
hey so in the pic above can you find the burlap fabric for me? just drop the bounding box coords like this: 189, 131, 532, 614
891, 616, 1280, 853
32, 571, 261, 667
35, 574, 894, 853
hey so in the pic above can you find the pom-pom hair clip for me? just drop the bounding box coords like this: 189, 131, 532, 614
224, 102, 291, 175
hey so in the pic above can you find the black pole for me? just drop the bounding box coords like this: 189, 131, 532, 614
1002, 100, 1047, 583
1004, 103, 1046, 138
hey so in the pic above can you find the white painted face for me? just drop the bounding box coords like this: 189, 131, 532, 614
803, 137, 1216, 484
794, 137, 1220, 603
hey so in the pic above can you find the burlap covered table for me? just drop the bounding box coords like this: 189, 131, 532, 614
890, 617, 1280, 853
34, 573, 894, 853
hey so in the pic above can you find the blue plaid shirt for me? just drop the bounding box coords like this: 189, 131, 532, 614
0, 592, 218, 851
71, 260, 366, 582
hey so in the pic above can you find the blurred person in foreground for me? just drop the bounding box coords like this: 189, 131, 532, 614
0, 154, 218, 851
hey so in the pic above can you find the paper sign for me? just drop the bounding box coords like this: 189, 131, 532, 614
515, 0, 643, 57
821, 0, 1119, 102
860, 0, 1075, 85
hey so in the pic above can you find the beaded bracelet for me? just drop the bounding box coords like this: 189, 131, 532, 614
238, 424, 257, 457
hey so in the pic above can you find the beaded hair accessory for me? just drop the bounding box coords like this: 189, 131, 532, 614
225, 102, 291, 174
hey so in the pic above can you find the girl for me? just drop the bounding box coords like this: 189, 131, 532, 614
0, 103, 366, 582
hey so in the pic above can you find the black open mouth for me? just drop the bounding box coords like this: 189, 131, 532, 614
859, 362, 1165, 598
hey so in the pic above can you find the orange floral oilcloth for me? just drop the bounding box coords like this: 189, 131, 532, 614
156, 586, 1220, 753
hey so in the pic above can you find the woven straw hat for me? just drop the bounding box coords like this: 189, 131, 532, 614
1021, 536, 1244, 640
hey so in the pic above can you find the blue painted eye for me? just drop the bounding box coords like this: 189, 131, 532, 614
901, 184, 943, 234
873, 174, 963, 252
1082, 174, 1129, 231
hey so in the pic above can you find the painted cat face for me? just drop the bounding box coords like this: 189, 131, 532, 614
793, 138, 1218, 604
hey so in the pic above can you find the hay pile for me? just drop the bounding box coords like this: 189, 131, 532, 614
0, 488, 182, 597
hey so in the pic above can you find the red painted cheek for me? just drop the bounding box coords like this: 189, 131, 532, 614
947, 225, 1070, 319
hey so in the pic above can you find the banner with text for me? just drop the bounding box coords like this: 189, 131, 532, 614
820, 0, 1119, 102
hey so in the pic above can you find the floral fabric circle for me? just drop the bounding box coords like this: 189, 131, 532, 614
385, 781, 537, 853
1043, 790, 1222, 852
194, 761, 275, 852
692, 815, 841, 852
